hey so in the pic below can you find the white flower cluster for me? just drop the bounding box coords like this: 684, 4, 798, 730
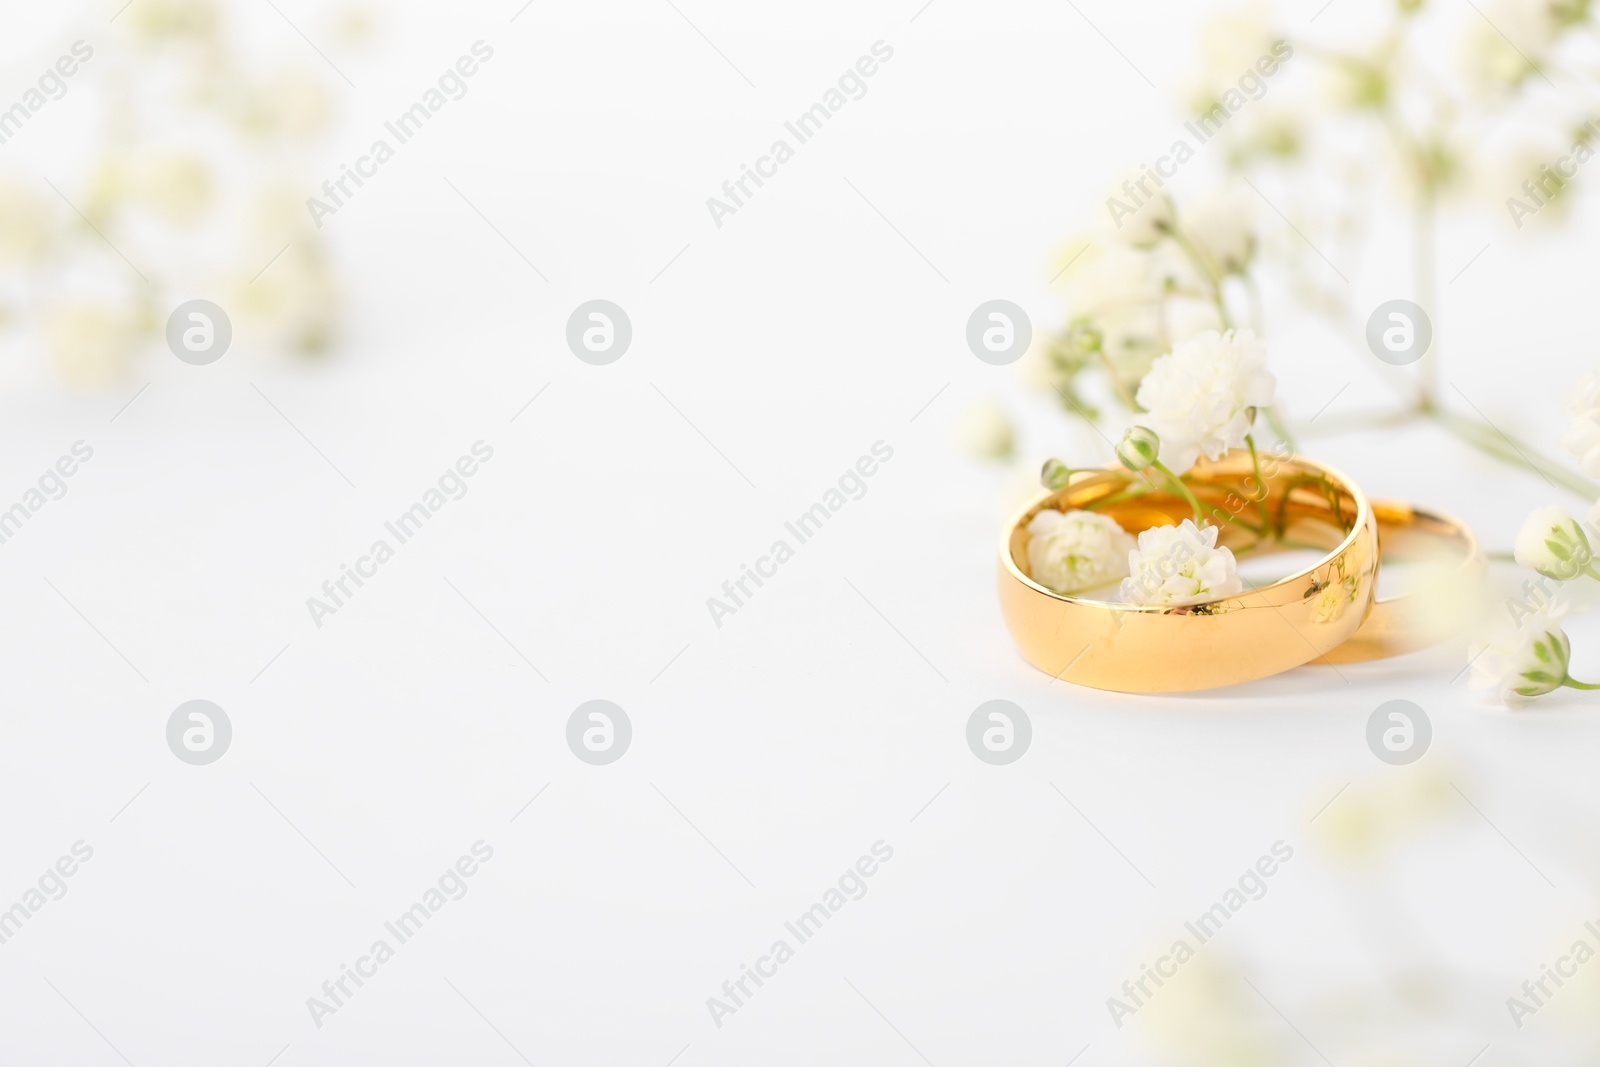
1033, 188, 1258, 407
0, 1, 350, 387
1121, 520, 1243, 606
1028, 328, 1270, 609
1024, 511, 1242, 608
1462, 0, 1588, 93
1135, 329, 1276, 474
1025, 510, 1136, 595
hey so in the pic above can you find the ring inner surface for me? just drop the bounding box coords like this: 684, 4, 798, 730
1009, 455, 1361, 592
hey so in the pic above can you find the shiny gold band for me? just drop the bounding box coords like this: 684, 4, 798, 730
1318, 500, 1485, 663
997, 451, 1378, 693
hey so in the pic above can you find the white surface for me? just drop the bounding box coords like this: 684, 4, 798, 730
2, 1, 1600, 1064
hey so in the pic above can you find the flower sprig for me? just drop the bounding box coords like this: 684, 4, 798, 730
1477, 365, 1600, 706
1037, 4, 1600, 507
1030, 324, 1297, 606
1113, 424, 1208, 528
1470, 598, 1600, 702
1514, 506, 1600, 584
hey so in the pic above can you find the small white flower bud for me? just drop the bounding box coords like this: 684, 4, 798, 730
1040, 458, 1074, 490
1513, 505, 1592, 581
1470, 600, 1573, 703
1116, 426, 1161, 472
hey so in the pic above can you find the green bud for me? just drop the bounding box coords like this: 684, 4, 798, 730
1040, 458, 1073, 490
1065, 323, 1102, 357
1513, 628, 1572, 697
1115, 426, 1160, 472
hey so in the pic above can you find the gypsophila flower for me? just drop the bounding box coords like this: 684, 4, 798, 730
1184, 187, 1257, 273
1121, 519, 1243, 606
1559, 366, 1600, 478
954, 399, 1014, 460
1026, 509, 1136, 595
0, 179, 52, 264
1104, 169, 1175, 248
1513, 505, 1594, 582
1459, 0, 1567, 93
45, 301, 137, 387
1469, 598, 1574, 702
1135, 329, 1276, 473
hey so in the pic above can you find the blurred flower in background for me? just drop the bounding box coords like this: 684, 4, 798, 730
1030, 0, 1599, 453
0, 0, 369, 388
955, 397, 1016, 461
1140, 953, 1284, 1067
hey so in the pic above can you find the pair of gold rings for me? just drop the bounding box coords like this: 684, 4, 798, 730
996, 450, 1484, 693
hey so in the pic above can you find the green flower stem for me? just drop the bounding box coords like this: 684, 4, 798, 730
1287, 400, 1594, 502
1244, 434, 1276, 532
1152, 460, 1206, 526
1084, 478, 1267, 537
1295, 405, 1415, 439
1428, 406, 1599, 501
1245, 435, 1267, 498
1271, 473, 1346, 541
1415, 185, 1438, 411
1166, 227, 1234, 331
1561, 677, 1600, 691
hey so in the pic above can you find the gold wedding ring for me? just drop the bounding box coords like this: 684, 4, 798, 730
999, 451, 1378, 693
998, 451, 1487, 690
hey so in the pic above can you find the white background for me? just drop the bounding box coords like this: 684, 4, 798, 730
2, 0, 1600, 1064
